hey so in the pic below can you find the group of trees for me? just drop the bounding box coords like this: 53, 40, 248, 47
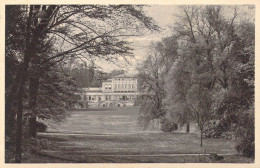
138, 5, 254, 158
64, 60, 127, 88
5, 5, 158, 162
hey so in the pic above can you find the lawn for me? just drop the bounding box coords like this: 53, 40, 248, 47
26, 107, 253, 163
46, 106, 161, 134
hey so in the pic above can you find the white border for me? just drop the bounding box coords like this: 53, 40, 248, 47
0, 0, 259, 167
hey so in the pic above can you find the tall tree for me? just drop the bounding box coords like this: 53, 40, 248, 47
5, 5, 27, 141
164, 5, 246, 146
215, 21, 255, 157
138, 54, 166, 128
137, 38, 178, 128
164, 55, 192, 133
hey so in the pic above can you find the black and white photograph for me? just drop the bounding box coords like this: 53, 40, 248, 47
2, 1, 257, 165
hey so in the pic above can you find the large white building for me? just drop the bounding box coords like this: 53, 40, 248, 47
77, 74, 139, 108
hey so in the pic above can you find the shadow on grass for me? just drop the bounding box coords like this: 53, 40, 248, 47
29, 132, 254, 163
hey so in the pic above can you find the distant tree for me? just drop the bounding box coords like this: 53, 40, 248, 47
164, 56, 192, 133
109, 70, 126, 77
138, 54, 165, 128
137, 38, 178, 128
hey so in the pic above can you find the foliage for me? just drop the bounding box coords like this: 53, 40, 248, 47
109, 70, 126, 77
160, 117, 178, 132
214, 20, 255, 157
5, 6, 26, 89
138, 94, 165, 128
65, 62, 127, 88
137, 55, 166, 128
63, 61, 97, 88
203, 120, 226, 138
164, 56, 192, 130
36, 65, 80, 122
36, 122, 48, 132
138, 38, 178, 128
234, 106, 254, 158
138, 5, 255, 153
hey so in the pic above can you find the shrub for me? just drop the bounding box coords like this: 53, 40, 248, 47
203, 119, 236, 139
235, 109, 254, 158
203, 120, 223, 138
160, 118, 178, 132
236, 135, 254, 158
36, 121, 47, 132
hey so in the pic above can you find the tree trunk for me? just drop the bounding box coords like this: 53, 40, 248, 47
5, 65, 22, 138
15, 5, 33, 163
26, 6, 58, 138
15, 72, 28, 162
26, 50, 41, 140
15, 56, 32, 163
28, 76, 40, 138
14, 5, 58, 162
186, 123, 190, 133
15, 82, 24, 163
200, 129, 203, 147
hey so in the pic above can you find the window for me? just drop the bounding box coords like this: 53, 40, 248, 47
89, 96, 91, 100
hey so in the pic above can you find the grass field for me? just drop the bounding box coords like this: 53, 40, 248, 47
46, 107, 161, 134
27, 107, 254, 163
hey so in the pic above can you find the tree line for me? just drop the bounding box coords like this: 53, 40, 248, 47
5, 5, 158, 162
138, 5, 254, 158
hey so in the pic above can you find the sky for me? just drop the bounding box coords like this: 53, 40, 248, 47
96, 5, 178, 73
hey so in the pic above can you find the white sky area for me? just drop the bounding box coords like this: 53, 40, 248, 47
94, 5, 254, 74
96, 5, 178, 73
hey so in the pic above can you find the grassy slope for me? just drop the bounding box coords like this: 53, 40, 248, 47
46, 107, 161, 134
24, 107, 253, 163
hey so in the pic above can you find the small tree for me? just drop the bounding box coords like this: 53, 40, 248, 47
137, 54, 166, 128
187, 84, 214, 146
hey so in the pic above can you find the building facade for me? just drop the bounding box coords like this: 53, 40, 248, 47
77, 74, 139, 108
